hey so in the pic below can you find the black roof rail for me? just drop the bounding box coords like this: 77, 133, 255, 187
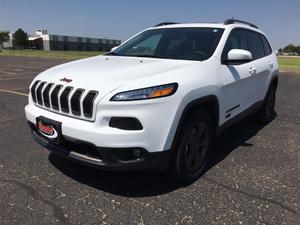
154, 22, 179, 27
223, 19, 258, 29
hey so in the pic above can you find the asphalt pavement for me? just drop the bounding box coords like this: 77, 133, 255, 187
0, 56, 299, 225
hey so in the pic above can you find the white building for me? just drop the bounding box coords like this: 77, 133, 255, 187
2, 34, 13, 49
4, 29, 121, 51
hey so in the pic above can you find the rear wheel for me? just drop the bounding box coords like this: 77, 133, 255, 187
168, 110, 215, 183
257, 84, 276, 125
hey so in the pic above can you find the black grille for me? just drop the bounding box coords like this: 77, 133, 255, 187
63, 137, 103, 160
51, 85, 62, 110
43, 83, 53, 107
60, 87, 73, 113
36, 82, 46, 105
83, 91, 98, 118
30, 80, 40, 103
31, 81, 98, 120
71, 89, 84, 115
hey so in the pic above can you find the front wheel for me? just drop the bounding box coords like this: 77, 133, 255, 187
167, 110, 215, 183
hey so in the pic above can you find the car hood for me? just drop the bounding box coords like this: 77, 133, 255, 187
35, 55, 198, 94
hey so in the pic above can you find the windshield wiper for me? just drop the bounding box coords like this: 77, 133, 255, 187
124, 54, 164, 58
105, 52, 119, 56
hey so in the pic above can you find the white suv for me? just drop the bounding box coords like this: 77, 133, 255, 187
25, 19, 278, 183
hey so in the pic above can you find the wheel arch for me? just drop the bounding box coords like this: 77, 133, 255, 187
270, 74, 278, 89
165, 95, 220, 151
263, 74, 278, 99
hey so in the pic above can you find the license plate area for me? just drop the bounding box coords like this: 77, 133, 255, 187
36, 116, 62, 144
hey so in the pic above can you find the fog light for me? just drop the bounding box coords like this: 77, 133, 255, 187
132, 149, 142, 158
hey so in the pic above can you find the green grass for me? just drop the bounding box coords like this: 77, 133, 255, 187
0, 50, 104, 60
278, 56, 300, 72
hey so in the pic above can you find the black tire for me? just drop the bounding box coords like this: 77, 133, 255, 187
256, 84, 276, 125
167, 110, 215, 183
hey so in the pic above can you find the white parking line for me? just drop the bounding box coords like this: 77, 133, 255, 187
0, 77, 33, 81
0, 89, 28, 96
0, 70, 17, 75
5, 64, 52, 70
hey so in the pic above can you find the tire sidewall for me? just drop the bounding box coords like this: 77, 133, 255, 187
173, 110, 215, 183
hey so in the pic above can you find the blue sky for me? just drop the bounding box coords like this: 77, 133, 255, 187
0, 0, 299, 50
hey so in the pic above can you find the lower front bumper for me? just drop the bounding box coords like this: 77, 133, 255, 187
28, 122, 171, 172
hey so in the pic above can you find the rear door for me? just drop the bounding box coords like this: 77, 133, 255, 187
244, 30, 271, 102
258, 34, 274, 99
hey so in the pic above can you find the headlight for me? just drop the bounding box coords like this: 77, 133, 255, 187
110, 83, 178, 101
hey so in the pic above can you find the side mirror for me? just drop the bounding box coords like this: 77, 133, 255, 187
111, 46, 119, 52
223, 49, 252, 64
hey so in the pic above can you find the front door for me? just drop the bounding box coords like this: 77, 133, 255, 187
219, 28, 257, 123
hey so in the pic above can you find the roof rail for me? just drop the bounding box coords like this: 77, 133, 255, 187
223, 19, 258, 29
154, 22, 179, 27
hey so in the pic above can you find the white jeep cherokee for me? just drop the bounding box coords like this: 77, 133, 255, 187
25, 19, 278, 183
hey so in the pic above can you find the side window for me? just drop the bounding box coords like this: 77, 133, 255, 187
260, 35, 272, 56
245, 31, 265, 60
222, 29, 247, 59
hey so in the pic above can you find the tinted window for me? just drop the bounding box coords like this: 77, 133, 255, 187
126, 34, 162, 56
113, 28, 224, 61
245, 31, 265, 60
222, 29, 247, 59
260, 35, 272, 56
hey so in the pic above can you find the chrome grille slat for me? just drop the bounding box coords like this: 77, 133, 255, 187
43, 83, 54, 108
36, 82, 46, 105
71, 89, 84, 116
31, 81, 98, 121
60, 86, 73, 113
51, 85, 63, 110
83, 91, 98, 118
30, 80, 40, 103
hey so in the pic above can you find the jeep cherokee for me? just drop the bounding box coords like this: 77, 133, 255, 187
25, 19, 279, 183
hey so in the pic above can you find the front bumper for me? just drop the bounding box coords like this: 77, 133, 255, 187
28, 122, 171, 172
25, 95, 179, 152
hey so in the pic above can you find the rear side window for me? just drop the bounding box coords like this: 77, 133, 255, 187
245, 30, 265, 60
222, 29, 248, 59
260, 35, 272, 56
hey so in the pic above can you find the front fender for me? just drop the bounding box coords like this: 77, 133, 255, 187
163, 86, 220, 150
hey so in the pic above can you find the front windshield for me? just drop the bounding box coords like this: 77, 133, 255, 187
112, 27, 224, 61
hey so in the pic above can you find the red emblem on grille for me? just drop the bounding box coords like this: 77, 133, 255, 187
60, 77, 72, 83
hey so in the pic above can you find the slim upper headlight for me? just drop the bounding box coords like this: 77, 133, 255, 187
110, 83, 178, 101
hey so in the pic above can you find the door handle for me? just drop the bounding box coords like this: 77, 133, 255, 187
249, 67, 256, 75
268, 62, 274, 70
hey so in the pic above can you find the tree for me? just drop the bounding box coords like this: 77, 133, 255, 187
278, 48, 282, 53
283, 44, 297, 54
295, 46, 300, 55
13, 28, 28, 49
0, 31, 10, 43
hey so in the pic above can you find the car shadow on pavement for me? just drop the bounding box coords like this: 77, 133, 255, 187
49, 114, 276, 197
205, 115, 274, 173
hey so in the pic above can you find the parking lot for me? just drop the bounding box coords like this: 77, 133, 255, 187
0, 55, 299, 225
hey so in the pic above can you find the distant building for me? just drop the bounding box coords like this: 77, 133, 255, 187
4, 29, 121, 52
2, 34, 13, 49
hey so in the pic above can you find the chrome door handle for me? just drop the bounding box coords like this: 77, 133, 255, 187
268, 62, 274, 69
249, 67, 256, 74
